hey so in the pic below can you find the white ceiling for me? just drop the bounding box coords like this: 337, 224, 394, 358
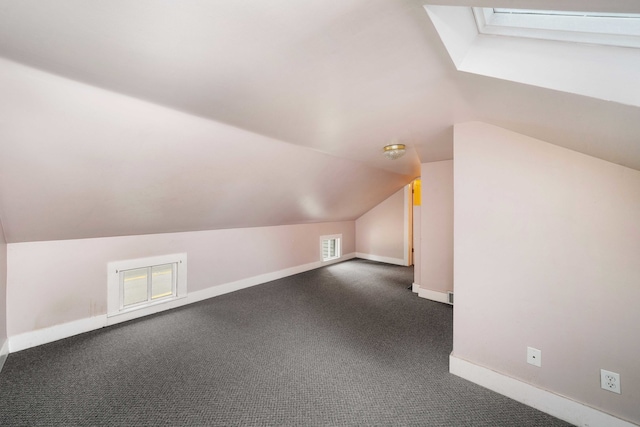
0, 0, 639, 242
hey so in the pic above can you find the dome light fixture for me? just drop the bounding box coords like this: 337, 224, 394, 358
382, 143, 406, 160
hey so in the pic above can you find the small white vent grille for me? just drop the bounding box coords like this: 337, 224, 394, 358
108, 253, 187, 318
320, 234, 342, 262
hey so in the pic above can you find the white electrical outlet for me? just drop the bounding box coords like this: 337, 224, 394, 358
601, 369, 621, 394
527, 347, 542, 367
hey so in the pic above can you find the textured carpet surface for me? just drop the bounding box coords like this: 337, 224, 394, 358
0, 259, 571, 426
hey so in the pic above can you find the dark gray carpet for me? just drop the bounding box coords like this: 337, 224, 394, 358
0, 259, 571, 426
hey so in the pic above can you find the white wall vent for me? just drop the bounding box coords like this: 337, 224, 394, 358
107, 253, 187, 320
320, 234, 342, 262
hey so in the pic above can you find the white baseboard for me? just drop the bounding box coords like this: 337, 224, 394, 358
412, 283, 419, 293
176, 252, 356, 310
8, 253, 356, 353
355, 252, 406, 266
9, 315, 107, 353
0, 338, 9, 372
449, 355, 637, 427
328, 252, 357, 265
417, 287, 449, 304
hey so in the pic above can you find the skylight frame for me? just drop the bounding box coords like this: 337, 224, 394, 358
492, 9, 640, 19
473, 7, 640, 48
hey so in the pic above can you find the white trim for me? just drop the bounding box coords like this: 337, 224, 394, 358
424, 5, 640, 108
412, 283, 419, 293
8, 253, 356, 352
326, 252, 356, 266
106, 295, 187, 326
403, 184, 410, 266
172, 252, 356, 313
107, 253, 187, 319
107, 252, 352, 326
472, 7, 640, 49
417, 287, 449, 304
449, 355, 637, 427
320, 234, 342, 262
0, 339, 9, 372
9, 315, 107, 353
355, 252, 405, 266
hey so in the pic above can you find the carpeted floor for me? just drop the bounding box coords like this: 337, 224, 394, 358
0, 259, 571, 426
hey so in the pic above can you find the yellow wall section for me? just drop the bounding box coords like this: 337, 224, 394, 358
413, 179, 421, 206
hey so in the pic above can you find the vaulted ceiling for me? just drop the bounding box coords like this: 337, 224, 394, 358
1, 0, 639, 242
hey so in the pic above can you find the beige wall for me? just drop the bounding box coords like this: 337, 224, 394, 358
453, 122, 640, 424
418, 160, 453, 295
7, 221, 355, 337
355, 187, 406, 265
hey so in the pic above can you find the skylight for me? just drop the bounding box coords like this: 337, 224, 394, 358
493, 9, 640, 19
473, 7, 640, 48
424, 4, 640, 107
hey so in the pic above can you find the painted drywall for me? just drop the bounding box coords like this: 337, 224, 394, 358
0, 216, 8, 362
355, 187, 405, 265
426, 5, 640, 108
453, 122, 640, 424
418, 160, 453, 296
7, 221, 355, 337
0, 58, 409, 243
412, 205, 421, 289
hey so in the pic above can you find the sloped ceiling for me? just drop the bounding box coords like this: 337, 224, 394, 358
1, 0, 639, 242
0, 59, 409, 242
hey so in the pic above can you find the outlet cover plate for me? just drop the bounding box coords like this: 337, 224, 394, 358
527, 347, 542, 367
601, 369, 621, 394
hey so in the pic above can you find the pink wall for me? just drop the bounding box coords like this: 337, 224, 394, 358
412, 206, 421, 286
7, 221, 355, 337
355, 187, 406, 265
0, 218, 7, 344
418, 160, 453, 294
0, 58, 409, 243
454, 122, 640, 424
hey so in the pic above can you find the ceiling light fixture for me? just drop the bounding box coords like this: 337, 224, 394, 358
382, 143, 406, 160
